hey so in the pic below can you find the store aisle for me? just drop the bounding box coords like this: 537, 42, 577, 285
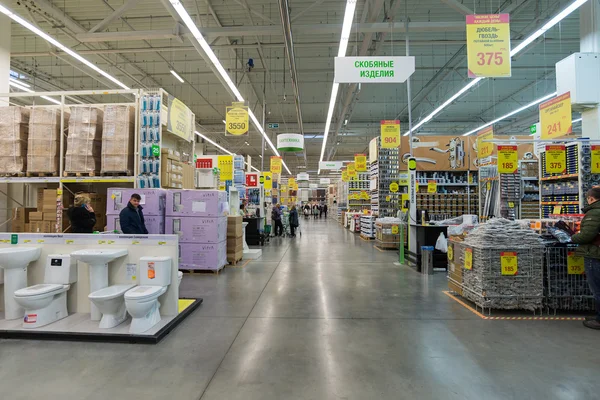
0, 218, 598, 400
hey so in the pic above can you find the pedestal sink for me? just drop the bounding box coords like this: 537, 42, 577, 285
0, 247, 41, 320
71, 249, 128, 321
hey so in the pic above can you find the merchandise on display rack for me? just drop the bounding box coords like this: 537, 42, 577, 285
375, 217, 405, 250
360, 215, 376, 240
416, 170, 478, 221
376, 141, 401, 217
64, 106, 103, 175
520, 160, 540, 219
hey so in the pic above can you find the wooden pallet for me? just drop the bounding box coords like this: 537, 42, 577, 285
100, 170, 132, 177
179, 266, 225, 275
0, 172, 25, 177
63, 171, 98, 177
26, 172, 58, 177
360, 234, 374, 241
228, 258, 249, 267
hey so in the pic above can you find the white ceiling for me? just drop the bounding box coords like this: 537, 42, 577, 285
4, 0, 582, 175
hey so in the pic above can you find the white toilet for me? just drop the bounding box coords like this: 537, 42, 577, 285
14, 255, 77, 329
88, 284, 136, 329
125, 257, 172, 334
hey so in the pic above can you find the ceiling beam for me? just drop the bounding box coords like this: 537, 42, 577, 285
440, 0, 473, 15
76, 28, 185, 43
88, 0, 141, 33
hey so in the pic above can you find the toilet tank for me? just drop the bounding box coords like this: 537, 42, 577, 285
45, 255, 78, 284
139, 256, 172, 286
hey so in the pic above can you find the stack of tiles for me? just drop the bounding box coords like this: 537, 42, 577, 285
27, 107, 64, 175
105, 188, 166, 234
0, 106, 29, 174
65, 106, 104, 174
102, 105, 135, 174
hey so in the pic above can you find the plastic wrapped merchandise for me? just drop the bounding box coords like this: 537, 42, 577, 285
65, 106, 104, 174
548, 227, 572, 243
27, 107, 66, 174
101, 105, 135, 174
0, 106, 30, 174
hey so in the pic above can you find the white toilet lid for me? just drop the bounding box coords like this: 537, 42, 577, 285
125, 285, 165, 300
14, 284, 65, 297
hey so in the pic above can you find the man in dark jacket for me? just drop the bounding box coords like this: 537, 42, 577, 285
119, 194, 149, 234
571, 187, 600, 329
289, 205, 299, 237
272, 203, 283, 237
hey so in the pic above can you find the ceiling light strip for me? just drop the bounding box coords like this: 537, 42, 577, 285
170, 70, 185, 83
0, 5, 129, 90
317, 0, 358, 174
404, 0, 588, 136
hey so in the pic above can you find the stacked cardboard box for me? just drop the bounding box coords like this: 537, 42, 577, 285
105, 188, 166, 233
101, 105, 134, 174
0, 106, 29, 174
161, 149, 184, 188
183, 164, 195, 189
11, 207, 36, 232
27, 108, 64, 174
166, 189, 228, 271
24, 188, 60, 233
65, 106, 104, 174
227, 216, 244, 263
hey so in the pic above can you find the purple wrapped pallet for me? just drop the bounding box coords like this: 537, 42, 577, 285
165, 216, 227, 243
179, 241, 227, 271
106, 188, 166, 216
106, 214, 165, 234
166, 189, 228, 217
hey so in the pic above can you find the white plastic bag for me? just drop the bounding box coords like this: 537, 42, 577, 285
435, 232, 448, 253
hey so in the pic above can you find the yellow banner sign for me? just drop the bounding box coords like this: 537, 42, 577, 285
347, 163, 357, 180
567, 251, 585, 275
217, 155, 233, 181
466, 14, 511, 78
355, 154, 367, 172
225, 102, 249, 136
288, 178, 296, 190
464, 248, 473, 270
540, 93, 572, 139
501, 251, 518, 275
381, 120, 400, 149
545, 145, 566, 174
262, 172, 273, 190
341, 170, 348, 182
477, 126, 494, 160
270, 156, 282, 174
497, 145, 518, 173
401, 193, 409, 211
167, 96, 193, 141
427, 180, 437, 193
593, 145, 600, 174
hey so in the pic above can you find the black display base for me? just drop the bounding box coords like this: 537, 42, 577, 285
0, 298, 203, 345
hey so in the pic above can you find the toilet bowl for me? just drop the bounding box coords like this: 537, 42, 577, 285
88, 284, 136, 329
125, 256, 172, 334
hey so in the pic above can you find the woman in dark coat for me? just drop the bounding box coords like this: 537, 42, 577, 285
289, 205, 299, 237
68, 194, 97, 233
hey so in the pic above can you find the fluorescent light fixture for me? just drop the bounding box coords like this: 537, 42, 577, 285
9, 77, 29, 88
222, 120, 226, 124
344, 119, 348, 125
170, 70, 184, 83
0, 5, 129, 90
169, 0, 288, 174
573, 118, 582, 123
462, 92, 556, 136
259, 155, 263, 158
402, 0, 588, 137
9, 81, 61, 105
317, 0, 358, 174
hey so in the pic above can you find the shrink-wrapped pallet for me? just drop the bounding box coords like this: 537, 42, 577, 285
0, 106, 30, 174
27, 107, 63, 175
65, 106, 103, 174
101, 105, 134, 174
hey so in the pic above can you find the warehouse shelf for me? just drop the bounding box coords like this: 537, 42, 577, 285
540, 174, 579, 181
541, 201, 580, 205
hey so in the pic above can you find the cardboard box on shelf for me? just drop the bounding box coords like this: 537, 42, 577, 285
43, 212, 56, 222
227, 238, 244, 253
41, 205, 57, 214
166, 189, 228, 217
183, 164, 195, 189
161, 148, 181, 161
227, 249, 243, 263
227, 216, 243, 238
165, 216, 227, 243
0, 106, 30, 174
101, 105, 135, 174
12, 207, 36, 232
29, 211, 44, 221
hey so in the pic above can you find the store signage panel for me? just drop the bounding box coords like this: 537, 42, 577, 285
225, 101, 249, 136
567, 251, 585, 274
217, 155, 233, 181
334, 56, 415, 83
320, 178, 331, 185
167, 95, 193, 142
355, 154, 367, 172
540, 92, 572, 139
545, 145, 566, 174
497, 145, 518, 173
270, 156, 282, 174
476, 126, 494, 164
592, 145, 600, 174
277, 133, 304, 152
297, 172, 309, 181
347, 163, 357, 180
319, 161, 343, 170
466, 14, 511, 78
262, 172, 273, 190
500, 251, 518, 275
381, 120, 400, 149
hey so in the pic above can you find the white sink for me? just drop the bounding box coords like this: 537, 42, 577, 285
0, 247, 41, 320
71, 249, 128, 321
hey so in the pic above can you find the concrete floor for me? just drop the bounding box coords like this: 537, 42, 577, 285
1, 218, 599, 399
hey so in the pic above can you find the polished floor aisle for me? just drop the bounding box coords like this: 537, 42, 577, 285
1, 218, 598, 399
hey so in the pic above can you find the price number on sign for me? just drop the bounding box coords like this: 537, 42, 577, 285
464, 248, 473, 270
547, 122, 562, 136
550, 163, 562, 169
567, 251, 585, 275
545, 145, 566, 174
502, 162, 513, 170
228, 122, 246, 131
384, 136, 397, 144
592, 145, 600, 174
501, 251, 518, 275
476, 52, 504, 66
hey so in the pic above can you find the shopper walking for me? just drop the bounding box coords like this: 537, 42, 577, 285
571, 187, 600, 330
67, 193, 97, 233
119, 194, 149, 234
323, 204, 328, 219
303, 203, 311, 219
272, 203, 284, 237
289, 205, 299, 237
313, 203, 319, 219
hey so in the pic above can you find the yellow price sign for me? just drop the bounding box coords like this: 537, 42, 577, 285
65, 240, 74, 244
401, 193, 409, 212
108, 240, 115, 244
391, 225, 399, 234
477, 126, 494, 160
464, 248, 473, 270
592, 145, 600, 174
427, 180, 437, 193
399, 172, 409, 186
553, 205, 563, 215
262, 172, 273, 190
567, 251, 585, 274
545, 145, 566, 174
355, 154, 367, 172
500, 251, 518, 275
508, 202, 515, 208
448, 244, 454, 261
217, 155, 234, 181
497, 145, 518, 174
486, 181, 491, 190
389, 182, 399, 193
225, 102, 249, 136
386, 195, 391, 202
360, 191, 370, 200
37, 239, 45, 243
347, 163, 357, 180
466, 14, 511, 78
132, 240, 140, 245
270, 156, 282, 174
158, 241, 167, 245
540, 93, 572, 139
380, 120, 400, 148
97, 240, 106, 244
341, 170, 349, 182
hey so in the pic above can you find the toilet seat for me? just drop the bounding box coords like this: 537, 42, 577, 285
14, 284, 68, 299
125, 285, 165, 301
89, 284, 136, 300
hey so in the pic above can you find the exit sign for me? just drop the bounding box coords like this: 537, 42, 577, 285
530, 124, 537, 134
268, 123, 279, 129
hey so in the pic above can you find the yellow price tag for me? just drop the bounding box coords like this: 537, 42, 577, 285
567, 251, 585, 274
217, 155, 234, 181
477, 126, 494, 159
486, 181, 491, 190
508, 202, 515, 208
65, 240, 74, 244
108, 240, 115, 244
389, 182, 399, 193
545, 145, 566, 174
56, 189, 63, 195
132, 240, 140, 245
37, 239, 45, 243
386, 195, 391, 202
540, 93, 572, 139
225, 103, 249, 136
380, 120, 400, 148
592, 145, 600, 174
448, 244, 454, 261
497, 145, 518, 174
391, 225, 399, 234
464, 248, 473, 270
427, 180, 437, 193
553, 205, 562, 215
158, 241, 167, 245
501, 251, 518, 275
354, 154, 367, 172
98, 240, 106, 244
23, 239, 31, 243
270, 156, 282, 174
466, 14, 511, 78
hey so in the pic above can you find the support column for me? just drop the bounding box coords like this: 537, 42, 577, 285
580, 0, 600, 140
0, 14, 10, 231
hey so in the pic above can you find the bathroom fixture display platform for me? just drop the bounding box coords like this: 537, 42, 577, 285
0, 297, 202, 344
